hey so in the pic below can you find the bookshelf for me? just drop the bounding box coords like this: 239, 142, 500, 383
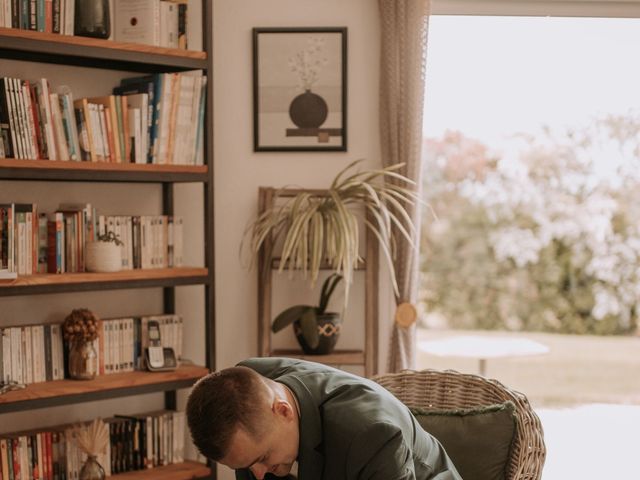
257, 187, 379, 377
0, 1, 215, 478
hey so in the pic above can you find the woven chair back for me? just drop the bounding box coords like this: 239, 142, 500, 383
373, 369, 546, 480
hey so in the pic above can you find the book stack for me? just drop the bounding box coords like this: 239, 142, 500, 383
0, 202, 184, 277
97, 214, 184, 271
0, 73, 206, 165
0, 412, 186, 479
0, 78, 80, 161
114, 72, 206, 165
0, 324, 65, 386
0, 0, 76, 35
114, 0, 189, 49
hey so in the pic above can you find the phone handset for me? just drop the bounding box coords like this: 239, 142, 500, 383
146, 320, 166, 369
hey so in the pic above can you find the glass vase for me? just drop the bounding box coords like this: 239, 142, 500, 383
79, 455, 105, 480
68, 341, 98, 380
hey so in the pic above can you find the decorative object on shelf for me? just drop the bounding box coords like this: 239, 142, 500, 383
244, 160, 419, 302
273, 274, 343, 355
75, 0, 111, 39
253, 27, 347, 151
63, 308, 100, 380
67, 419, 109, 480
85, 231, 122, 273
0, 380, 26, 396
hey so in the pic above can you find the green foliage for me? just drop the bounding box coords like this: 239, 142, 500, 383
420, 121, 640, 336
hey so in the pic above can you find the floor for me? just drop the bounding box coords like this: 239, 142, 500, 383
537, 404, 640, 479
416, 328, 640, 478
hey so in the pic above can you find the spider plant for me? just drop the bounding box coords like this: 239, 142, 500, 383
244, 159, 419, 302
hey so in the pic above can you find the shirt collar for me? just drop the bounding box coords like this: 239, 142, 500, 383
278, 375, 323, 480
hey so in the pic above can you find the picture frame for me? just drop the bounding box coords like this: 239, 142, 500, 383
253, 27, 347, 152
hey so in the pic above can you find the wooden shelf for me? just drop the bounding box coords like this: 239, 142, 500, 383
0, 158, 208, 183
271, 350, 365, 365
0, 267, 209, 296
0, 27, 207, 72
271, 257, 366, 271
111, 461, 211, 480
0, 365, 209, 413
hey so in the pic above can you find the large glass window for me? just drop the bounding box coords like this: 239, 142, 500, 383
420, 15, 640, 479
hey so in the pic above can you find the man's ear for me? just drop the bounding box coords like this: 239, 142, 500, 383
272, 399, 294, 420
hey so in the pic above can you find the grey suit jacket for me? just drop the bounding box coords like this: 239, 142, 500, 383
235, 358, 461, 480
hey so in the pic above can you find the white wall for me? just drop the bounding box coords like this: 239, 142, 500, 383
213, 0, 383, 358
213, 1, 384, 476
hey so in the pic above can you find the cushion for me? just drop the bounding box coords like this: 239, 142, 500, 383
411, 401, 516, 480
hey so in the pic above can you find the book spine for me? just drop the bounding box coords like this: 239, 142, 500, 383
36, 0, 44, 31
43, 324, 52, 381
51, 0, 59, 33
44, 0, 51, 32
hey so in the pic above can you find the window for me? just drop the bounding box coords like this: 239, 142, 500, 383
420, 12, 640, 479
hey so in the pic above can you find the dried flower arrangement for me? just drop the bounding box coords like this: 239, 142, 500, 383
67, 419, 110, 458
63, 308, 99, 344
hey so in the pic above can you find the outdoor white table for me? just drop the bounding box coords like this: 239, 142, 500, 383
419, 335, 550, 376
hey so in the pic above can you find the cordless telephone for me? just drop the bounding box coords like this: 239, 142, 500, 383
144, 320, 177, 372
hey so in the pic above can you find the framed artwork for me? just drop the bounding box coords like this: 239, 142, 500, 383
253, 27, 347, 152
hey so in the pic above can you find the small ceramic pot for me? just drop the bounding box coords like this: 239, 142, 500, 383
86, 242, 121, 272
294, 313, 342, 355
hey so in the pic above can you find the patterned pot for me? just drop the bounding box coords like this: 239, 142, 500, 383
294, 312, 342, 355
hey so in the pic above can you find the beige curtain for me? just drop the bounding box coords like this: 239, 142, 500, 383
379, 0, 430, 372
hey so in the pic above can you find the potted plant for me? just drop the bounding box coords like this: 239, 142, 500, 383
85, 231, 122, 273
244, 160, 419, 353
272, 273, 343, 355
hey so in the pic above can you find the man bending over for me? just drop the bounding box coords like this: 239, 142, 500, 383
186, 357, 461, 480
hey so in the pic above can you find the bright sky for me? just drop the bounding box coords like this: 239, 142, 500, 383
423, 16, 640, 145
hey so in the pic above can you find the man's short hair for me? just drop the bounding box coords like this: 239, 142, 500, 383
186, 366, 269, 461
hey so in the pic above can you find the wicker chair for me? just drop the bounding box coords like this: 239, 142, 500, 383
373, 369, 546, 480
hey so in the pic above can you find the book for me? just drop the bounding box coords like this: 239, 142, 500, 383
159, 0, 178, 48
86, 96, 122, 163
0, 78, 16, 159
114, 0, 160, 46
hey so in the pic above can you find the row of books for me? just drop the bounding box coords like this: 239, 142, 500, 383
0, 202, 184, 277
0, 72, 206, 166
0, 411, 187, 480
114, 0, 189, 49
0, 324, 64, 386
0, 0, 190, 51
97, 314, 184, 376
0, 0, 75, 34
0, 314, 184, 386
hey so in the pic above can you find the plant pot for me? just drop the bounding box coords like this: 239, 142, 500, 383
86, 242, 121, 272
294, 313, 342, 355
289, 90, 328, 128
68, 341, 98, 380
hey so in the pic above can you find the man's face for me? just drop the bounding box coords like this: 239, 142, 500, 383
220, 400, 299, 479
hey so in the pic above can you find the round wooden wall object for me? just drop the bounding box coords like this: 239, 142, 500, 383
395, 302, 417, 328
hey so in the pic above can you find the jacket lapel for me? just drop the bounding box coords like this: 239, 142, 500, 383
280, 375, 324, 480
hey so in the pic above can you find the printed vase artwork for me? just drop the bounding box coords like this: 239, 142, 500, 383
289, 90, 328, 129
